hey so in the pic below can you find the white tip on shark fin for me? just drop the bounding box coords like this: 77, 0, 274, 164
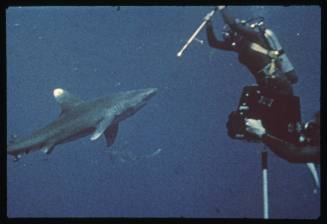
53, 88, 84, 116
90, 132, 102, 141
90, 116, 115, 141
41, 144, 55, 155
41, 147, 47, 154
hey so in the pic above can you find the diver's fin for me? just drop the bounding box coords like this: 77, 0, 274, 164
104, 124, 119, 147
90, 116, 114, 141
306, 163, 320, 189
53, 88, 84, 116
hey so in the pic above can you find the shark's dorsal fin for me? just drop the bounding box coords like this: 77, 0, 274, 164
53, 88, 84, 115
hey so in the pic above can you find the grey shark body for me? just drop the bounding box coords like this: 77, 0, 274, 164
7, 88, 157, 161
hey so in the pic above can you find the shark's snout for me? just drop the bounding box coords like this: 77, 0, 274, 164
145, 88, 158, 98
141, 88, 158, 102
130, 88, 158, 109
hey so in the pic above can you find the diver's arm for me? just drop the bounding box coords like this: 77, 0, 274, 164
219, 7, 258, 41
245, 118, 320, 164
206, 21, 232, 51
262, 133, 320, 164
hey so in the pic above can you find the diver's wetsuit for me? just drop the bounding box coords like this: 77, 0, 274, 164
262, 133, 320, 164
263, 111, 320, 164
206, 8, 296, 95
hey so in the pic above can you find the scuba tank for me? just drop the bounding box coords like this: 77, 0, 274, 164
245, 17, 295, 77
263, 29, 294, 75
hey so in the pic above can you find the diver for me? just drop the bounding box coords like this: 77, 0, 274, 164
205, 6, 298, 95
245, 111, 320, 164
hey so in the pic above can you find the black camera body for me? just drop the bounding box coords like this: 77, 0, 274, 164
226, 85, 302, 144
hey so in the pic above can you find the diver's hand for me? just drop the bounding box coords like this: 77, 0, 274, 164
245, 118, 266, 138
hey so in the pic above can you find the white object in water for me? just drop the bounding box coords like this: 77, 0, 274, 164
306, 163, 320, 190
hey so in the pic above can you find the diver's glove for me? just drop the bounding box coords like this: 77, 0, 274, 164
245, 118, 266, 138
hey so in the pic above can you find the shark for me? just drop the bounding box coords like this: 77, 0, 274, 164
7, 87, 158, 161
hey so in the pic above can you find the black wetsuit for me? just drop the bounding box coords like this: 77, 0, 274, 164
206, 8, 295, 95
262, 112, 320, 164
262, 133, 320, 164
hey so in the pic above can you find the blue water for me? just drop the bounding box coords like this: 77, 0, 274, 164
6, 6, 320, 218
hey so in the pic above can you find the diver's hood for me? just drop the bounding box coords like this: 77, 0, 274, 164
221, 17, 265, 43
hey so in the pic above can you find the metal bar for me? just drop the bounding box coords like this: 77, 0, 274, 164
177, 8, 218, 58
261, 151, 269, 219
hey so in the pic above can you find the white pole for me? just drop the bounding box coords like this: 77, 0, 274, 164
177, 7, 218, 58
261, 151, 269, 219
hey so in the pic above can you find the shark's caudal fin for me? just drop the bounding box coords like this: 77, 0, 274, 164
53, 88, 84, 115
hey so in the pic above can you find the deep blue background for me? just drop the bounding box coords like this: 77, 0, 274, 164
6, 6, 320, 218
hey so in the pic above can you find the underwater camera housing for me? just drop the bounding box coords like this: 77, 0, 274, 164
226, 85, 302, 144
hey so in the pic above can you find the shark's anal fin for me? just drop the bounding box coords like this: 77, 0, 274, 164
104, 124, 119, 147
41, 144, 55, 155
90, 116, 114, 141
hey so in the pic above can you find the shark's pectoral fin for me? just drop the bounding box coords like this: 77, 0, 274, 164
104, 124, 119, 147
41, 144, 55, 155
90, 116, 114, 141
